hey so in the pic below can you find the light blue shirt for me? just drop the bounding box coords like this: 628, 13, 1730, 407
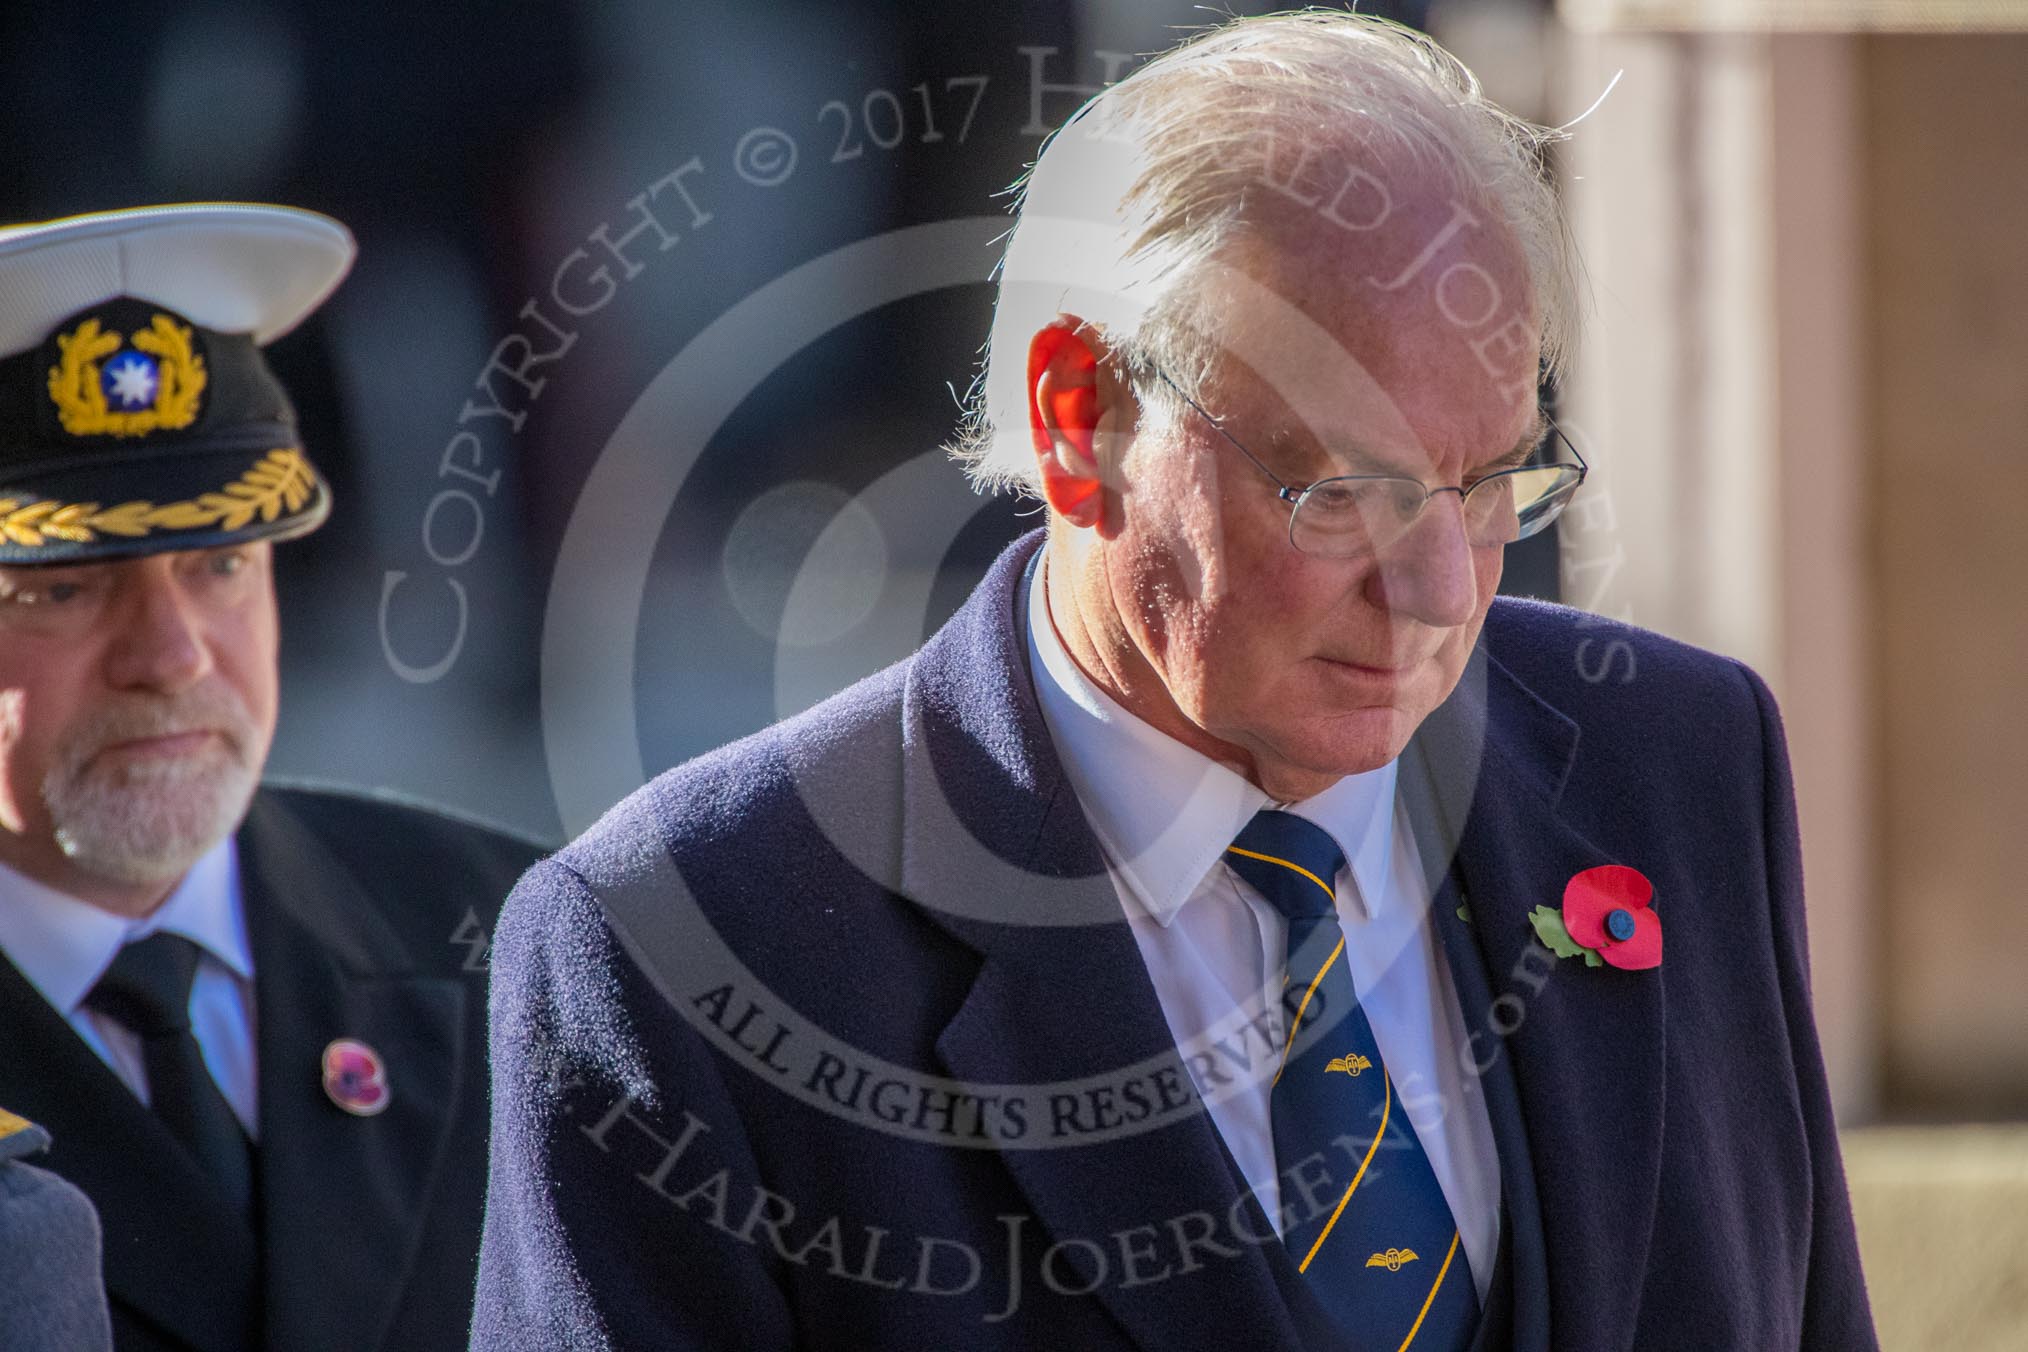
0, 840, 258, 1137
1025, 555, 1498, 1297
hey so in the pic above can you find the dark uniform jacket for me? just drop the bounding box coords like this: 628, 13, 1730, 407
473, 531, 1877, 1351
0, 786, 543, 1352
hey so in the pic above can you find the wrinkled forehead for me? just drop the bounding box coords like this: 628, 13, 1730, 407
1176, 183, 1543, 472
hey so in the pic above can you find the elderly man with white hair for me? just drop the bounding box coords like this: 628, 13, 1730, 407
475, 13, 1877, 1350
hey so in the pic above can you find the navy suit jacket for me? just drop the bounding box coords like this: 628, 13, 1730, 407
474, 531, 1876, 1350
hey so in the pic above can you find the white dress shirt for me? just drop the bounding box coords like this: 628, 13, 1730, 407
1025, 557, 1499, 1297
0, 839, 259, 1136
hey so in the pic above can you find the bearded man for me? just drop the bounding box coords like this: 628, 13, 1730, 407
0, 204, 542, 1352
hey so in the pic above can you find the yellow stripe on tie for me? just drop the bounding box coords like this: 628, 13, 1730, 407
1396, 1230, 1462, 1351
1299, 1067, 1390, 1273
1226, 845, 1336, 903
1273, 936, 1344, 1086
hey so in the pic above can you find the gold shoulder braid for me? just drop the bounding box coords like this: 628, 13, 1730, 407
47, 313, 208, 438
0, 449, 313, 548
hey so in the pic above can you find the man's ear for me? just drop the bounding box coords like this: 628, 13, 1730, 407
1027, 317, 1127, 529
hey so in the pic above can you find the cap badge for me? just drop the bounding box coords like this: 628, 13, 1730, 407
47, 313, 206, 438
321, 1038, 391, 1117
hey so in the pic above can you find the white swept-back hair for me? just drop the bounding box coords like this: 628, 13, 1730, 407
946, 9, 1581, 497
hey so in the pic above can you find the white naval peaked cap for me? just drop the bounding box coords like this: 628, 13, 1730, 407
0, 202, 355, 361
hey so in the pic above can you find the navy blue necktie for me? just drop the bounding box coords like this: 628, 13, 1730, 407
85, 932, 255, 1212
1227, 810, 1476, 1351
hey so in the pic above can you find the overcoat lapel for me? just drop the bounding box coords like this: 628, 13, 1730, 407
0, 956, 257, 1351
916, 794, 1328, 1351
900, 536, 1331, 1351
238, 794, 467, 1352
1407, 647, 1667, 1352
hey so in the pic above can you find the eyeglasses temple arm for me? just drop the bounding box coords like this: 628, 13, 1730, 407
1150, 368, 1300, 500
1547, 417, 1588, 477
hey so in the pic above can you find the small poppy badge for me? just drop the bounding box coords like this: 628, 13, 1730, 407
322, 1038, 391, 1117
1528, 864, 1662, 971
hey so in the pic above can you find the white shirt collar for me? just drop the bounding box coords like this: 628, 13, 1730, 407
0, 838, 251, 1015
1025, 552, 1400, 927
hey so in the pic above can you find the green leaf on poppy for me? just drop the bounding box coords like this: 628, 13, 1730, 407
1455, 902, 1472, 925
1528, 905, 1604, 967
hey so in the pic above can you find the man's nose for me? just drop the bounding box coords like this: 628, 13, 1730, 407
104, 570, 213, 692
1366, 491, 1481, 628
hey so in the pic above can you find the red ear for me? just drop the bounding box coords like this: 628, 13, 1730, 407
1029, 326, 1098, 456
1028, 326, 1102, 520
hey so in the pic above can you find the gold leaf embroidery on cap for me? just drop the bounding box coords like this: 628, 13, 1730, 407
0, 449, 312, 547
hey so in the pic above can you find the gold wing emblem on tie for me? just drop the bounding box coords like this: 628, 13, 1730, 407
1325, 1053, 1373, 1076
1364, 1247, 1420, 1272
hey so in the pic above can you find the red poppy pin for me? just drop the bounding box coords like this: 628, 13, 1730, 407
1528, 865, 1662, 971
322, 1038, 391, 1117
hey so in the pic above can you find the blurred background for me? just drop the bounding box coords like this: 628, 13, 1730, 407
4, 0, 2021, 1343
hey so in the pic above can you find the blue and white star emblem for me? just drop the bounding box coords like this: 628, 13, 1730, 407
102, 351, 159, 410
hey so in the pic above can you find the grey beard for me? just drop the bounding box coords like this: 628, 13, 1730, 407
41, 696, 262, 887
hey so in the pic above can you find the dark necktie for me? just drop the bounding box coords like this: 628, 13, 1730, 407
1226, 809, 1477, 1352
85, 931, 254, 1212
